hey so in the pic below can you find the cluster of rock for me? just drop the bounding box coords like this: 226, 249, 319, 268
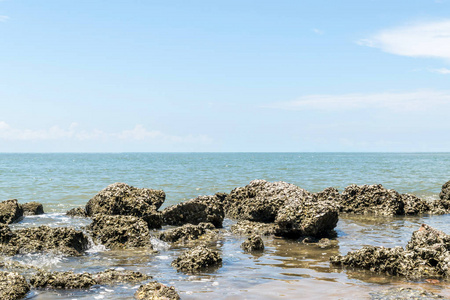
0, 199, 44, 225
135, 281, 180, 300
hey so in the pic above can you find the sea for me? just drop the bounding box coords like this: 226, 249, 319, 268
1, 152, 450, 299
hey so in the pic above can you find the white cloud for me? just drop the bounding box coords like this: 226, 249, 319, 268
0, 15, 9, 22
358, 20, 450, 61
312, 28, 324, 35
265, 90, 450, 111
431, 67, 450, 74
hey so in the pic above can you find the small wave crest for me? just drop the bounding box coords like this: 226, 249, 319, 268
150, 237, 170, 251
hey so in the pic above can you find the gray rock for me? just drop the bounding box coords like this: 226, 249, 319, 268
230, 220, 278, 236
158, 222, 215, 243
21, 202, 44, 216
241, 235, 264, 252
0, 200, 23, 225
171, 245, 222, 273
135, 281, 180, 300
0, 271, 30, 300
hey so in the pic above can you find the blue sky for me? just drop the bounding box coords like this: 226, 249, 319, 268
1, 0, 450, 152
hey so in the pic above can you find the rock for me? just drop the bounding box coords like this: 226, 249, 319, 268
370, 287, 444, 300
141, 210, 163, 229
66, 207, 87, 217
92, 269, 152, 285
230, 220, 278, 236
241, 235, 264, 252
158, 222, 215, 243
21, 202, 44, 216
275, 199, 339, 238
0, 271, 30, 300
85, 183, 165, 220
313, 187, 341, 202
89, 214, 153, 250
440, 180, 450, 201
224, 180, 311, 223
431, 181, 450, 214
331, 224, 450, 279
0, 225, 89, 256
171, 245, 222, 273
402, 194, 430, 215
135, 281, 180, 300
0, 200, 23, 224
162, 195, 224, 228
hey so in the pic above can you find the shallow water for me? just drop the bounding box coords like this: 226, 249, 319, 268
1, 153, 450, 299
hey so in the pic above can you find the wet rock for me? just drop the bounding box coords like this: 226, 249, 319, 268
313, 187, 341, 202
135, 281, 180, 300
241, 235, 264, 252
431, 181, 450, 214
171, 245, 222, 273
440, 180, 450, 201
85, 182, 165, 219
230, 220, 278, 236
92, 269, 152, 284
21, 202, 44, 216
66, 207, 87, 217
162, 195, 224, 228
89, 214, 153, 250
0, 225, 89, 256
0, 271, 30, 300
158, 222, 215, 243
224, 180, 311, 223
275, 199, 339, 238
402, 194, 430, 215
30, 271, 95, 289
141, 210, 163, 229
0, 200, 23, 225
331, 224, 450, 279
370, 287, 443, 300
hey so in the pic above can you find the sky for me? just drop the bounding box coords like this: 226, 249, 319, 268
1, 0, 450, 152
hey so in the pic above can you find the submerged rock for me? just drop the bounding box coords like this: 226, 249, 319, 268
162, 195, 224, 228
230, 220, 278, 236
0, 200, 23, 225
66, 207, 87, 217
172, 245, 222, 273
241, 235, 264, 252
89, 214, 153, 250
92, 269, 152, 285
370, 287, 443, 300
21, 202, 44, 216
0, 225, 88, 256
0, 271, 30, 300
331, 224, 450, 279
158, 222, 215, 243
135, 281, 180, 300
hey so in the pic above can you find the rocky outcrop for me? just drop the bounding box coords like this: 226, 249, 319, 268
162, 195, 224, 228
432, 181, 450, 214
158, 222, 215, 243
331, 224, 450, 279
135, 281, 180, 300
66, 207, 87, 217
21, 202, 44, 216
440, 180, 450, 201
172, 245, 222, 273
0, 271, 30, 300
0, 225, 88, 256
230, 220, 278, 236
0, 200, 23, 224
89, 215, 153, 250
92, 269, 152, 285
241, 235, 264, 252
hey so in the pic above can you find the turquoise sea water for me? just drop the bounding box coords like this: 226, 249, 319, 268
1, 153, 450, 299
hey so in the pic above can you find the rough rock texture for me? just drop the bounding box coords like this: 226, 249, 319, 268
158, 222, 215, 243
135, 281, 180, 300
370, 288, 443, 300
66, 207, 87, 217
21, 202, 44, 216
440, 180, 450, 201
89, 215, 152, 249
241, 235, 264, 252
0, 271, 30, 300
162, 195, 224, 228
230, 220, 278, 236
0, 224, 89, 256
331, 224, 450, 279
92, 269, 152, 285
313, 187, 341, 202
432, 181, 450, 214
0, 200, 23, 225
275, 199, 339, 238
340, 184, 429, 216
224, 180, 311, 223
85, 182, 165, 219
172, 245, 222, 273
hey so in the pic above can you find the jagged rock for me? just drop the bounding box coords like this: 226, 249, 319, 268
85, 183, 165, 224
66, 207, 87, 217
0, 200, 23, 224
440, 180, 450, 201
89, 215, 153, 249
0, 271, 30, 300
275, 199, 339, 238
21, 202, 44, 216
402, 194, 430, 215
171, 245, 222, 273
331, 224, 450, 279
431, 181, 450, 214
313, 187, 341, 202
92, 269, 152, 284
135, 281, 180, 300
162, 195, 224, 228
0, 225, 88, 256
158, 222, 215, 243
224, 180, 311, 223
370, 287, 443, 300
230, 220, 278, 236
241, 235, 264, 252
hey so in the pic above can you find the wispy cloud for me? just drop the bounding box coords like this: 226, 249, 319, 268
0, 15, 9, 22
431, 67, 450, 74
357, 20, 450, 61
264, 90, 450, 111
312, 28, 324, 35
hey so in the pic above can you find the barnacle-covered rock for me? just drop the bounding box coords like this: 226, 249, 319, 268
0, 271, 30, 300
135, 281, 180, 300
162, 195, 224, 228
92, 269, 152, 284
431, 181, 450, 214
241, 235, 264, 252
158, 222, 215, 243
89, 214, 153, 249
0, 200, 23, 225
171, 245, 222, 273
66, 207, 88, 217
21, 202, 44, 216
0, 225, 88, 256
440, 180, 450, 201
230, 220, 278, 236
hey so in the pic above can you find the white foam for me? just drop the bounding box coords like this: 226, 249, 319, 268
150, 237, 170, 251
